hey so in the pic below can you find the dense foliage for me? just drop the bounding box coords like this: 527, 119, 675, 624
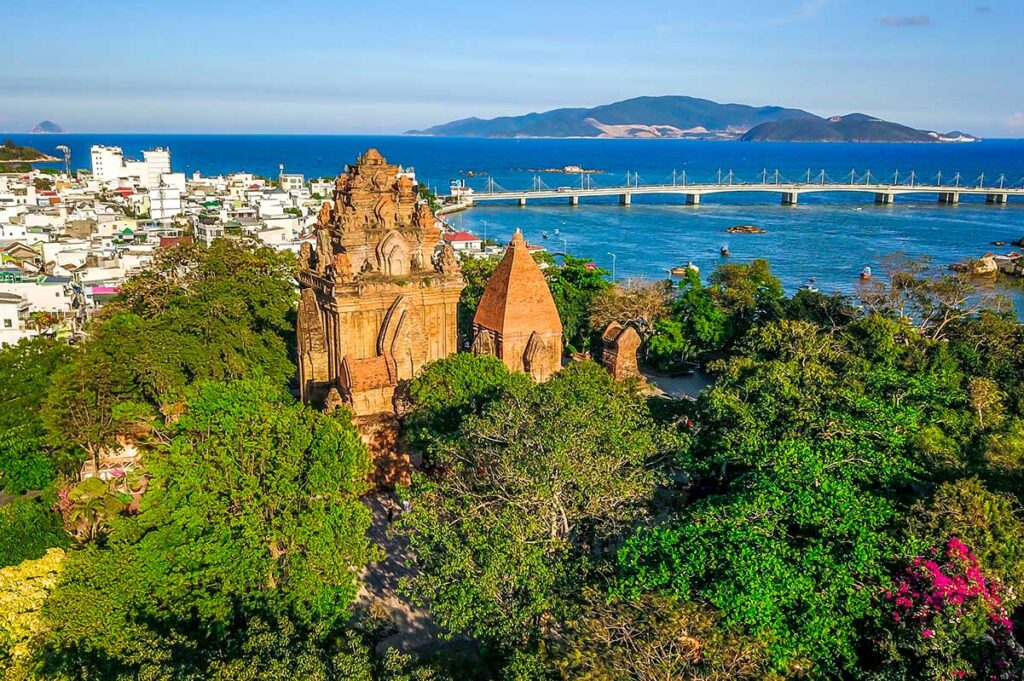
0, 338, 72, 493
33, 380, 377, 679
4, 240, 1024, 679
400, 359, 677, 650
0, 241, 404, 679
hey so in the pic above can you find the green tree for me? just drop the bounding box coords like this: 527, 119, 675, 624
42, 240, 298, 472
540, 254, 611, 353
553, 591, 768, 681
617, 438, 902, 674
708, 258, 783, 342
36, 380, 379, 677
905, 477, 1024, 604
456, 255, 500, 343
0, 548, 65, 677
400, 361, 672, 648
0, 494, 68, 568
0, 337, 72, 492
401, 353, 528, 452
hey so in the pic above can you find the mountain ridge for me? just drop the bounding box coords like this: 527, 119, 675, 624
408, 96, 975, 142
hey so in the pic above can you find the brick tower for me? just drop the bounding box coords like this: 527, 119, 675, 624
471, 229, 562, 381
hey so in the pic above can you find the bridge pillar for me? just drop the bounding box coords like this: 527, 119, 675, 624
685, 193, 700, 205
987, 193, 1008, 205
619, 193, 631, 206
569, 195, 579, 206
781, 192, 799, 206
939, 192, 960, 204
518, 197, 527, 207
874, 192, 895, 205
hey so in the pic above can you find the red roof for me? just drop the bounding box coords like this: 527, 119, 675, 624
444, 230, 480, 243
159, 236, 192, 249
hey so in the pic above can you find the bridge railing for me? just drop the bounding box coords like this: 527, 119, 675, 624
460, 168, 1022, 195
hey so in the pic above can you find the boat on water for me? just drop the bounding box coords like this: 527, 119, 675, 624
860, 266, 872, 280
554, 228, 560, 235
720, 244, 730, 257
541, 231, 549, 239
799, 277, 819, 293
670, 262, 699, 276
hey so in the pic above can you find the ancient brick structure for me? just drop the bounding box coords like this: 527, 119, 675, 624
600, 321, 642, 380
297, 149, 464, 482
472, 229, 563, 381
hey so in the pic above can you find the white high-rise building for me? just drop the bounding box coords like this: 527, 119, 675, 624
89, 145, 173, 188
90, 146, 125, 184
144, 149, 171, 188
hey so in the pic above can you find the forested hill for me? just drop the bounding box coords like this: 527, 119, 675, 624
0, 140, 56, 162
741, 113, 978, 142
409, 95, 975, 142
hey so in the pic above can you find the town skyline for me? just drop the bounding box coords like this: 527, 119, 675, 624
4, 0, 1023, 137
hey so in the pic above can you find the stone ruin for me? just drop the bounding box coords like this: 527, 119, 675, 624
600, 321, 642, 381
297, 149, 464, 484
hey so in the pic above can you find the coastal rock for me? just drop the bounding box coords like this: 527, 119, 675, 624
726, 225, 766, 234
950, 255, 998, 275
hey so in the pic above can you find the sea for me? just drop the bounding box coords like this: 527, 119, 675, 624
9, 133, 1024, 307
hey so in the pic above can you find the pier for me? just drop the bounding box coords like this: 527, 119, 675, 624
449, 170, 1024, 208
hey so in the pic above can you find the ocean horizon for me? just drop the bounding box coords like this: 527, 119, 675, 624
10, 133, 1024, 307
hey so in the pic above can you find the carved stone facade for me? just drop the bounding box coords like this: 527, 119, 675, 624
600, 321, 642, 380
471, 229, 563, 381
297, 149, 464, 482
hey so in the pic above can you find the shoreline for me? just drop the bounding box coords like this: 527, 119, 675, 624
0, 155, 61, 164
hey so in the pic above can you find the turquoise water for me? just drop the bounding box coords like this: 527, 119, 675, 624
451, 198, 1024, 299
10, 133, 1024, 304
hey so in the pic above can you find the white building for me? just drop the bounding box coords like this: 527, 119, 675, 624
196, 223, 224, 247
90, 146, 126, 184
278, 165, 304, 192
310, 179, 333, 199
443, 230, 483, 252
149, 185, 183, 220
90, 145, 175, 189
149, 172, 186, 220
0, 292, 32, 347
143, 149, 171, 188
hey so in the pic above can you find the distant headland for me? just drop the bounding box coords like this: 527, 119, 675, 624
407, 95, 977, 143
0, 139, 59, 163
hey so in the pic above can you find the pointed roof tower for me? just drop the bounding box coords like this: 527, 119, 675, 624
473, 229, 562, 339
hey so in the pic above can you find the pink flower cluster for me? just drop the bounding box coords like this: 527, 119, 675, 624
884, 538, 1018, 666
51, 487, 73, 515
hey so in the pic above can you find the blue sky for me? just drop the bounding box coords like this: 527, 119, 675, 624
3, 0, 1022, 135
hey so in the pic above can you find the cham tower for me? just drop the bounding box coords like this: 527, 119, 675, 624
471, 229, 563, 381
297, 149, 464, 480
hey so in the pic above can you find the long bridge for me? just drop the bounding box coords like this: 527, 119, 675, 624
449, 170, 1024, 207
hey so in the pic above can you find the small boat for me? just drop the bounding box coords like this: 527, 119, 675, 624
670, 262, 699, 277
554, 228, 560, 235
860, 266, 872, 280
799, 277, 818, 293
541, 231, 549, 239
720, 245, 730, 257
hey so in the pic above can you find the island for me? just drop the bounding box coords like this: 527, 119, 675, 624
408, 95, 976, 143
28, 120, 67, 134
741, 114, 978, 143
